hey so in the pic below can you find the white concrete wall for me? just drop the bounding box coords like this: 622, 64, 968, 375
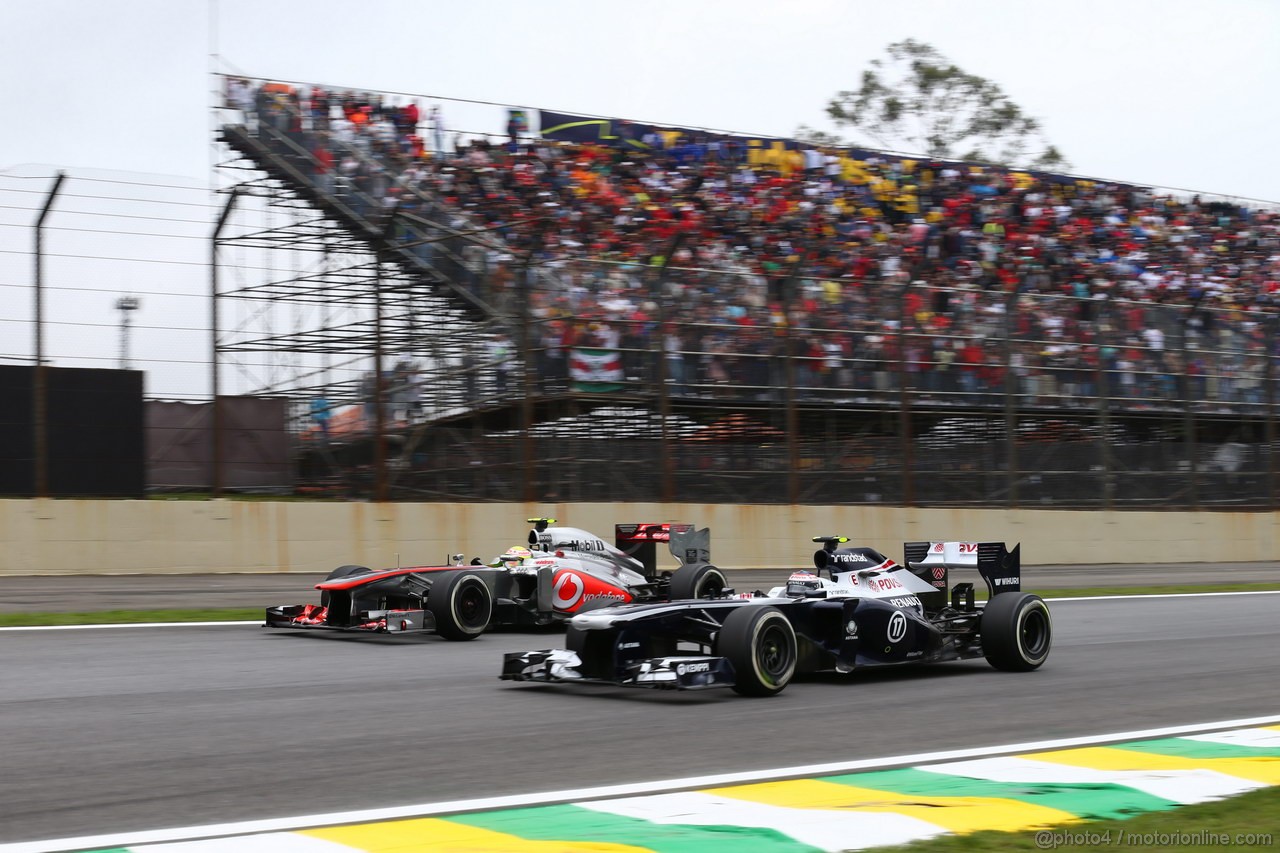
1, 499, 1275, 575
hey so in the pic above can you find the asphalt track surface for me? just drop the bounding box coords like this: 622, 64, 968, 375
2, 583, 1280, 847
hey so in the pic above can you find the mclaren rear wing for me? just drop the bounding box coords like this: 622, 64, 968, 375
904, 541, 1022, 608
615, 523, 710, 579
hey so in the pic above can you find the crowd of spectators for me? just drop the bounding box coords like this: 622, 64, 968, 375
224, 77, 1280, 411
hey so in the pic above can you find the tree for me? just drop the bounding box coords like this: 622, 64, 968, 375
800, 39, 1069, 171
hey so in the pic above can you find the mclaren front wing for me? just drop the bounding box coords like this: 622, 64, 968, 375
265, 603, 435, 634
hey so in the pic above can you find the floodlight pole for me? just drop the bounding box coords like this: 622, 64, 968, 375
211, 187, 239, 498
33, 171, 66, 499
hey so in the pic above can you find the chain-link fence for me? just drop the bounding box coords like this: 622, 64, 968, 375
281, 251, 1279, 508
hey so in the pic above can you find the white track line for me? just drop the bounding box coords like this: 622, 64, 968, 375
6, 714, 1280, 853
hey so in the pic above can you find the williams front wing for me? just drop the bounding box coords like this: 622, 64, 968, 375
500, 649, 735, 690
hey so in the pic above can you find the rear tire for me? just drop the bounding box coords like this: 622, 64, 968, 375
981, 593, 1052, 671
429, 572, 493, 641
717, 606, 796, 697
670, 563, 728, 600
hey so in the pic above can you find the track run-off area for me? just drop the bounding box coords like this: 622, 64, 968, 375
1, 591, 1278, 851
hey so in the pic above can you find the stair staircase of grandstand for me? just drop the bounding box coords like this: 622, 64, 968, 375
220, 123, 497, 325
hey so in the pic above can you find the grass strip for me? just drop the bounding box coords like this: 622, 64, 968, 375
861, 784, 1279, 852
0, 608, 262, 626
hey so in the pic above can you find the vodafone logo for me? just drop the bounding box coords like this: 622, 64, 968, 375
552, 572, 584, 609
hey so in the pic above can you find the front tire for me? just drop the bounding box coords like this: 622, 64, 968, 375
670, 563, 728, 600
320, 564, 371, 607
429, 572, 493, 641
717, 606, 797, 697
325, 564, 372, 581
981, 593, 1052, 671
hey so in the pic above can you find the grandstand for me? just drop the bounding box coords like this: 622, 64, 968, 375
211, 74, 1280, 508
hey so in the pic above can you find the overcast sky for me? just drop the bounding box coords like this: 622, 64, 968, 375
1, 0, 1278, 398
4, 0, 1278, 198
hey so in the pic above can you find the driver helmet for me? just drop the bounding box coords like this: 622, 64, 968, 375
784, 570, 823, 598
498, 545, 532, 569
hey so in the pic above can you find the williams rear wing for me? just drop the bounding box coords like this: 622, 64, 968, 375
904, 541, 1022, 608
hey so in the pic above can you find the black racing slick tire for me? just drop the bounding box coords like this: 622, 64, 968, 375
981, 592, 1052, 672
717, 606, 797, 697
326, 564, 372, 581
670, 563, 728, 600
320, 564, 371, 607
429, 571, 493, 641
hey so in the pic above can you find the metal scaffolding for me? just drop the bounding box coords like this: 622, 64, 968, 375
213, 118, 516, 498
